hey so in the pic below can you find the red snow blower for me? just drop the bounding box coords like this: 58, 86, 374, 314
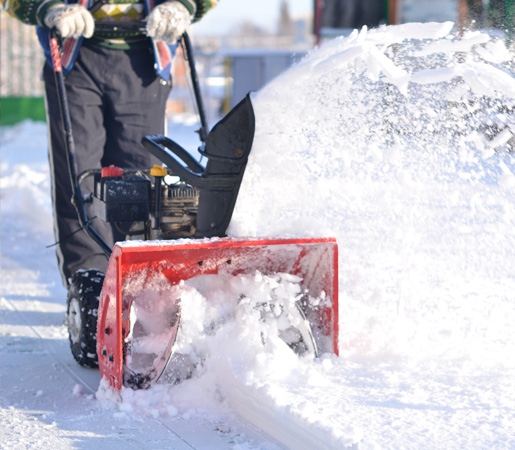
50, 23, 338, 392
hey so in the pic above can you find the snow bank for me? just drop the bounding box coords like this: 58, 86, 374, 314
231, 22, 515, 365
0, 122, 53, 237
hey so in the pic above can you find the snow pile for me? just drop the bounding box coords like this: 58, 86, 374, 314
0, 122, 53, 238
0, 122, 56, 297
232, 23, 515, 237
230, 22, 515, 366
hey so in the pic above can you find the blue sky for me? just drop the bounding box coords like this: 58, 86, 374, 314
192, 0, 313, 35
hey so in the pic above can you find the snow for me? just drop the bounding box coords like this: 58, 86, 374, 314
2, 22, 515, 449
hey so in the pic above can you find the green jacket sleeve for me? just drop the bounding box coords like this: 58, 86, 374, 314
176, 0, 218, 23
2, 0, 64, 25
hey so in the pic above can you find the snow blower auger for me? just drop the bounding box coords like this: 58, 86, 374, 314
51, 24, 339, 393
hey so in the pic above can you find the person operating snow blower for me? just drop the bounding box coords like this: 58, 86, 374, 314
2, 0, 218, 288
4, 0, 340, 382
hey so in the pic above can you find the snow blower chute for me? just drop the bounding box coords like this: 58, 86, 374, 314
51, 25, 339, 392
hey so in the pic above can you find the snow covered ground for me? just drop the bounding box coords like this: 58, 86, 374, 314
2, 22, 515, 449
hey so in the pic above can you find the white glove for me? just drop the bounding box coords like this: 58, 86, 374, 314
146, 1, 192, 44
44, 4, 95, 38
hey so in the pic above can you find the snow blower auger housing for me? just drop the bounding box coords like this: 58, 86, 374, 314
98, 237, 338, 391
51, 26, 339, 392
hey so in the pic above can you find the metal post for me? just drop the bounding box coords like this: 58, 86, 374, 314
313, 0, 323, 45
388, 0, 398, 25
458, 0, 469, 35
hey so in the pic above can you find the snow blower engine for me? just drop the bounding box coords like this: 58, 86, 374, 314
87, 91, 254, 243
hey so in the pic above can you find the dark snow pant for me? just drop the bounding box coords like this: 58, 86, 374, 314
43, 40, 172, 287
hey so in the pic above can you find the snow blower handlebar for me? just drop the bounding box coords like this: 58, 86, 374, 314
49, 29, 112, 257
181, 30, 210, 142
141, 134, 244, 188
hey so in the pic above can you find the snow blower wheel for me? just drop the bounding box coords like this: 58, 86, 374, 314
66, 269, 104, 368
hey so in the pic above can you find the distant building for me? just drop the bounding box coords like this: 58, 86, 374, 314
277, 0, 296, 37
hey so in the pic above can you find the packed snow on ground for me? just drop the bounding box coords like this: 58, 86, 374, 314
2, 22, 515, 449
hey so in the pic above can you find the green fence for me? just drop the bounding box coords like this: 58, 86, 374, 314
1, 96, 46, 125
1, 10, 46, 125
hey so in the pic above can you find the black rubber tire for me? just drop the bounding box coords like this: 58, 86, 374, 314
66, 269, 104, 368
